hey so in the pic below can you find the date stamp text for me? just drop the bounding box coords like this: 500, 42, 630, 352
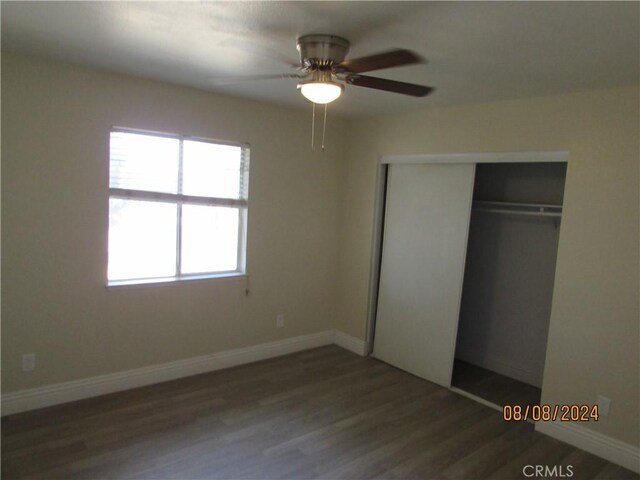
503, 404, 599, 422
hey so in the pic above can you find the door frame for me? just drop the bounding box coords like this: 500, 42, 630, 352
364, 150, 569, 355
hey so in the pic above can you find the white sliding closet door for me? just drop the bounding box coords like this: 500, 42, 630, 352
373, 163, 475, 387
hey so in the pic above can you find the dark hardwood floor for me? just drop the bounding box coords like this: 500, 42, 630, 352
2, 346, 637, 479
452, 359, 542, 409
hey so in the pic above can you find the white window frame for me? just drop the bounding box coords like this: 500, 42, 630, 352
108, 127, 250, 287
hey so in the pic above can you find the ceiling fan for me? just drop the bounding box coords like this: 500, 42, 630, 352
217, 35, 434, 150
217, 34, 434, 104
294, 34, 433, 104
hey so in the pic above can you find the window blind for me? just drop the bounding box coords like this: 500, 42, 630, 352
110, 130, 248, 197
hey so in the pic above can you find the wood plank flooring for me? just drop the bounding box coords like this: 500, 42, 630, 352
451, 359, 542, 409
2, 346, 637, 480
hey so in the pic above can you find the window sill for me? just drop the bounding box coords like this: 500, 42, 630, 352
107, 272, 246, 289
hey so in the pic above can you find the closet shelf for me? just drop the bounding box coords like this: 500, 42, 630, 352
473, 200, 562, 218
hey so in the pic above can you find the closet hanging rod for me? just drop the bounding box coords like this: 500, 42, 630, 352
473, 200, 562, 218
475, 208, 562, 218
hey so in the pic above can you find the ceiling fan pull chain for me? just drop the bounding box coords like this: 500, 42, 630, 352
321, 103, 327, 152
311, 102, 316, 150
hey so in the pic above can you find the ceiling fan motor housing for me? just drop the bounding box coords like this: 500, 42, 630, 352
296, 34, 350, 69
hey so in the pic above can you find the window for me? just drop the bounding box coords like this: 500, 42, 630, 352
108, 129, 249, 285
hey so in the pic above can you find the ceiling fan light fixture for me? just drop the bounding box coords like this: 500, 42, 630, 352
298, 69, 343, 104
298, 80, 343, 104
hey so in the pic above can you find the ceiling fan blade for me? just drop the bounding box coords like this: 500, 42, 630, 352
335, 49, 423, 74
210, 73, 306, 86
346, 75, 434, 97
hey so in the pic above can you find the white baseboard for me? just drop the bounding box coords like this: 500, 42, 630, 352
536, 420, 640, 473
1, 330, 341, 416
333, 330, 368, 356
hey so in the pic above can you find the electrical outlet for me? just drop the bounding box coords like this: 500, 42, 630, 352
276, 314, 285, 329
597, 395, 611, 417
22, 353, 36, 372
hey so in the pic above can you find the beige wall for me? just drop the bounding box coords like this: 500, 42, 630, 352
336, 85, 639, 446
1, 53, 345, 392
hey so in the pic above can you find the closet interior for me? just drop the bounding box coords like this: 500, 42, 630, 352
452, 162, 567, 409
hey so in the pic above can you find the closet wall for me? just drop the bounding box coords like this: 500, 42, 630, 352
455, 163, 567, 388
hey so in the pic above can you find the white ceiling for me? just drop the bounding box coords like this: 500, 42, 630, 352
2, 1, 638, 118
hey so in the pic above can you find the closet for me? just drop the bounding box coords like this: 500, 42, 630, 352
371, 154, 567, 410
452, 162, 566, 408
